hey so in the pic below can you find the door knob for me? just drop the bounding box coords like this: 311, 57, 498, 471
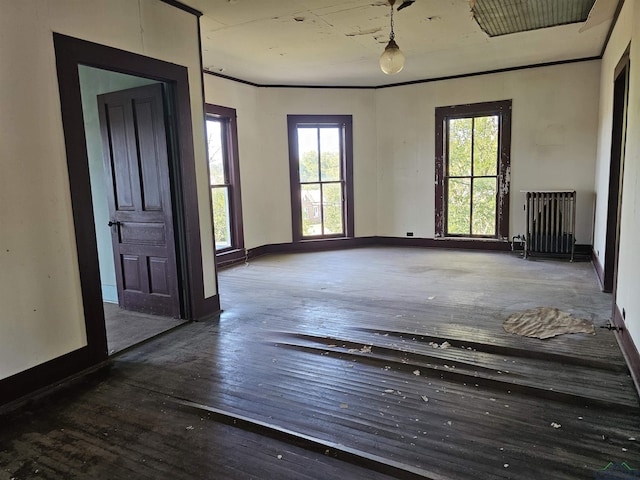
108, 221, 121, 227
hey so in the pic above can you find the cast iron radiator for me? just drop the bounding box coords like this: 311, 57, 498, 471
524, 191, 576, 261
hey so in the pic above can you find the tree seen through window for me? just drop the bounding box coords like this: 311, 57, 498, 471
446, 115, 499, 236
297, 127, 344, 237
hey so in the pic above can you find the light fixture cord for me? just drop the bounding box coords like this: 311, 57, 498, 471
389, 3, 395, 41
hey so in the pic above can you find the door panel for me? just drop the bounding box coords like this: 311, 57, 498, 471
149, 258, 170, 294
122, 256, 142, 291
136, 98, 164, 211
108, 105, 135, 211
120, 222, 166, 245
98, 83, 180, 318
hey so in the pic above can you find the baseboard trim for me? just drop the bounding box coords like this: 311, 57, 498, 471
247, 237, 377, 259
377, 236, 512, 250
244, 236, 514, 260
216, 248, 247, 268
241, 237, 595, 258
0, 346, 100, 410
592, 248, 605, 291
612, 304, 640, 397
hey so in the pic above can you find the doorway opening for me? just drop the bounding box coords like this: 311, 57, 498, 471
603, 52, 630, 294
54, 33, 218, 365
78, 66, 186, 354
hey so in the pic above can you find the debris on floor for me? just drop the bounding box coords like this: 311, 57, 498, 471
349, 345, 372, 353
550, 422, 562, 429
503, 307, 595, 339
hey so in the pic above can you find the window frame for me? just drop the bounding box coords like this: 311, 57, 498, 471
287, 115, 354, 242
435, 100, 512, 240
205, 104, 244, 260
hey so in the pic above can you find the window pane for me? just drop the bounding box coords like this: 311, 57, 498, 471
298, 127, 319, 182
472, 177, 497, 236
320, 128, 340, 181
447, 177, 471, 235
448, 118, 472, 177
322, 182, 343, 235
473, 116, 498, 176
301, 183, 322, 237
212, 186, 231, 250
206, 119, 226, 185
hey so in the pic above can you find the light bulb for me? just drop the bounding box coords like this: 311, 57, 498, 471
380, 39, 405, 75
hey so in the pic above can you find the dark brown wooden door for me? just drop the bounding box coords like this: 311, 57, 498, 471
98, 83, 180, 318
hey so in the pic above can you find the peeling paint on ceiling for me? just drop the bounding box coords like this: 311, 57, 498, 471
345, 27, 383, 37
183, 0, 619, 87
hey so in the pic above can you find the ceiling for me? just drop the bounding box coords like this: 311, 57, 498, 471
181, 0, 620, 87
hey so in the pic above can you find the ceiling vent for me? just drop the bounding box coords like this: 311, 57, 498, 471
471, 0, 596, 37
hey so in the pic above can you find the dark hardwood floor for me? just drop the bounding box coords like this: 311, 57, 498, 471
1, 247, 638, 479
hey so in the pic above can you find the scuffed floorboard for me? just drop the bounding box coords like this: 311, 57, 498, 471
1, 247, 638, 479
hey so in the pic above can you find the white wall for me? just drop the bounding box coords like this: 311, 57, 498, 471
612, 0, 640, 349
0, 0, 213, 380
592, 0, 640, 353
377, 62, 601, 241
202, 79, 264, 247
593, 0, 634, 267
204, 76, 379, 248
205, 61, 601, 248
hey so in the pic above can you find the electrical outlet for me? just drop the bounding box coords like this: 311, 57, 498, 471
406, 232, 414, 237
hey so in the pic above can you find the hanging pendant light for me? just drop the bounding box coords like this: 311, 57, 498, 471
380, 0, 405, 75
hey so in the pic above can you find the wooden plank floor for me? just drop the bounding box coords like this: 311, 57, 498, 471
1, 247, 639, 479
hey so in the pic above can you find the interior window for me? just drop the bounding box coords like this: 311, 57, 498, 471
288, 115, 354, 241
205, 104, 244, 256
435, 101, 512, 239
